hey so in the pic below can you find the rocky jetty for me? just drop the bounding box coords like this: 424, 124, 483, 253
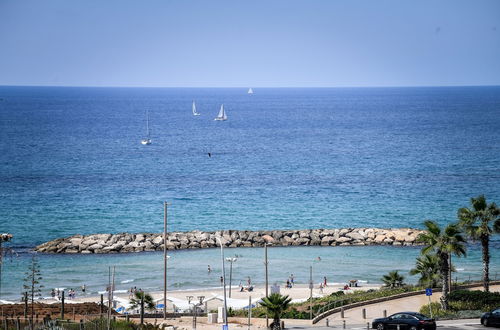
35, 228, 425, 254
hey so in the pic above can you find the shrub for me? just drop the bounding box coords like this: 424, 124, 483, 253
449, 290, 500, 311
419, 302, 450, 318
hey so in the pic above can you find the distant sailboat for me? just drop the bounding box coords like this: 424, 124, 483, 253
248, 88, 254, 94
141, 110, 152, 145
214, 104, 227, 121
192, 101, 201, 116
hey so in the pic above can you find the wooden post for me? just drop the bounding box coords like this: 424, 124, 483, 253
79, 319, 83, 330
100, 294, 104, 315
362, 308, 366, 319
61, 291, 65, 320
16, 317, 20, 330
140, 294, 145, 325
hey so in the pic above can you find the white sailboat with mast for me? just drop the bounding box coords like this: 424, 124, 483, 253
141, 110, 152, 145
248, 88, 254, 94
214, 104, 227, 121
192, 101, 201, 116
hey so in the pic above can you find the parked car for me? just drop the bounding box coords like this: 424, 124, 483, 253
372, 312, 436, 330
481, 308, 500, 327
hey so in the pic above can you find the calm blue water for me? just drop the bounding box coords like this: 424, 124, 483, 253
1, 86, 499, 300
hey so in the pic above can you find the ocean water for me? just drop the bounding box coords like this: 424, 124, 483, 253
1, 86, 499, 299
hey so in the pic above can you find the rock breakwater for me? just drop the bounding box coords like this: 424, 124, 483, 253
35, 228, 425, 254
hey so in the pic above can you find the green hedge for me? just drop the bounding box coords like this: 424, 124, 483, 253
449, 290, 500, 310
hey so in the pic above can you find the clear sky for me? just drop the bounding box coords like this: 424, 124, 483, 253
0, 0, 499, 87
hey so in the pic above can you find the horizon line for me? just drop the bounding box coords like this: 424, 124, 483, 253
1, 84, 500, 89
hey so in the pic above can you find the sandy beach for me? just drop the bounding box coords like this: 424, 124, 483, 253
46, 282, 382, 329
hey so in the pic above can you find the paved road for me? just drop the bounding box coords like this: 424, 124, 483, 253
287, 319, 486, 330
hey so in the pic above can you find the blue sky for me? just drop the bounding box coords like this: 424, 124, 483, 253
0, 0, 499, 87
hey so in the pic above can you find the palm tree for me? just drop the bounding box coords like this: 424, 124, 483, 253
259, 293, 292, 330
381, 270, 405, 288
418, 220, 466, 310
129, 291, 155, 312
409, 253, 442, 288
458, 195, 500, 292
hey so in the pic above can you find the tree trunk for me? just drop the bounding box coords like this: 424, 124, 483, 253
481, 234, 490, 292
439, 252, 450, 310
272, 317, 281, 330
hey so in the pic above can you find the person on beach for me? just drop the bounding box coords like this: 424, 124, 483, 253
247, 277, 251, 286
286, 279, 291, 289
319, 282, 324, 293
81, 284, 86, 293
208, 265, 211, 273
317, 256, 321, 261
323, 276, 328, 287
220, 276, 224, 286
290, 274, 294, 286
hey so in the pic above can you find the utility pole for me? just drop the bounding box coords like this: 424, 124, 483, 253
309, 265, 313, 320
264, 243, 270, 328
163, 201, 169, 320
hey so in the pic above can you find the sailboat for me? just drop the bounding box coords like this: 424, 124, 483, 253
141, 110, 152, 145
192, 101, 201, 116
247, 88, 254, 94
214, 104, 227, 121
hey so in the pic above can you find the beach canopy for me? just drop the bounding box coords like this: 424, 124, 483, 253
153, 296, 191, 311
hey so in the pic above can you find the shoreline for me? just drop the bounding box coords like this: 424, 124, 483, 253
35, 227, 425, 254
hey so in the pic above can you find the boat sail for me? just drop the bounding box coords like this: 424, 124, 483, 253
192, 101, 201, 116
214, 104, 227, 121
248, 88, 254, 94
141, 110, 152, 145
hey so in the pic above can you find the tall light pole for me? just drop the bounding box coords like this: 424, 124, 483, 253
225, 257, 237, 298
216, 236, 228, 327
163, 201, 170, 320
264, 243, 270, 328
309, 265, 313, 320
0, 233, 13, 299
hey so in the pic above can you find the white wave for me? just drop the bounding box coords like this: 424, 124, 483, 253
121, 279, 134, 284
456, 268, 464, 271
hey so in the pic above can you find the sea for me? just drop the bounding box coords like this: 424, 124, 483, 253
0, 86, 499, 300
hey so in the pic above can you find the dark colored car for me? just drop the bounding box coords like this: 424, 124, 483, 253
481, 308, 500, 327
372, 312, 436, 330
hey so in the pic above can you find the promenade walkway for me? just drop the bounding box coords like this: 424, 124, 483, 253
312, 284, 500, 327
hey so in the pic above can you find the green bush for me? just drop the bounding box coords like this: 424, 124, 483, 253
449, 290, 500, 310
419, 302, 451, 318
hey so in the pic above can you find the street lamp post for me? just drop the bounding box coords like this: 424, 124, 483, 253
264, 243, 270, 328
309, 265, 313, 320
215, 236, 228, 327
0, 233, 13, 299
225, 257, 237, 298
163, 201, 170, 320
186, 295, 205, 330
